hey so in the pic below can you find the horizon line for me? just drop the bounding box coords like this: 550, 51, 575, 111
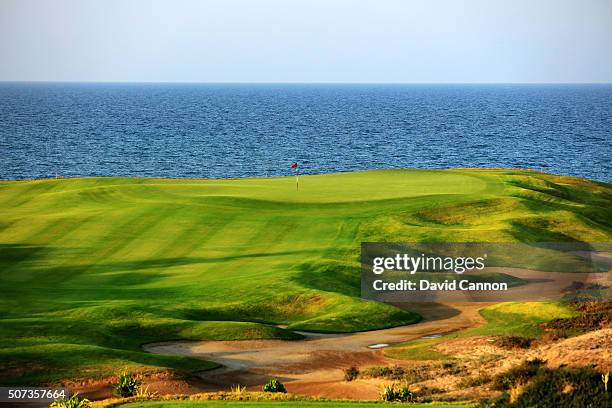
1, 80, 612, 85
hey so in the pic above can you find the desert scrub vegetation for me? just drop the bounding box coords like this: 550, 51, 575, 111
439, 361, 468, 375
482, 360, 610, 407
379, 382, 445, 403
379, 383, 414, 402
361, 365, 435, 383
262, 379, 286, 393
387, 302, 580, 363
346, 362, 467, 385
135, 385, 159, 399
494, 336, 533, 350
457, 373, 492, 389
542, 300, 611, 338
491, 358, 546, 391
343, 366, 359, 381
114, 370, 142, 397
229, 384, 246, 395
362, 365, 411, 380
50, 393, 90, 408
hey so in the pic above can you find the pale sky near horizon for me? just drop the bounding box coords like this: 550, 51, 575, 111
1, 0, 611, 83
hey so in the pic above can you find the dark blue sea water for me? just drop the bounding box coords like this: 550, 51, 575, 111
1, 83, 611, 181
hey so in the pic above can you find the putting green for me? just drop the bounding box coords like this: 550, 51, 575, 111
0, 169, 610, 384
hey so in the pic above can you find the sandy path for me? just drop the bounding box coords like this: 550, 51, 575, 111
143, 302, 488, 399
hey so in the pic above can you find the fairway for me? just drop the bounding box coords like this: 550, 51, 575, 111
0, 169, 610, 384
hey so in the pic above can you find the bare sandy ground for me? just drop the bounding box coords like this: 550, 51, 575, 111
143, 302, 489, 399
434, 328, 611, 378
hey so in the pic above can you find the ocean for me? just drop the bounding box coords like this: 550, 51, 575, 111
1, 83, 610, 181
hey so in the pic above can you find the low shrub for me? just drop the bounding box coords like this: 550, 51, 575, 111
361, 364, 433, 383
495, 336, 533, 349
113, 370, 141, 397
482, 364, 609, 407
441, 361, 456, 369
543, 301, 611, 336
440, 360, 465, 375
262, 378, 286, 393
415, 385, 445, 398
379, 383, 414, 402
491, 358, 545, 391
343, 366, 359, 382
458, 374, 492, 389
49, 393, 90, 408
541, 329, 569, 342
362, 365, 406, 380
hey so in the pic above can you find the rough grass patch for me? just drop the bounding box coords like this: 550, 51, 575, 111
482, 365, 609, 408
491, 359, 546, 391
458, 374, 492, 389
360, 365, 434, 383
50, 393, 91, 408
542, 300, 611, 336
495, 336, 533, 349
440, 361, 466, 375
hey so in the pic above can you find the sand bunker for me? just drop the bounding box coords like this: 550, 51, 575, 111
144, 302, 487, 398
367, 343, 389, 349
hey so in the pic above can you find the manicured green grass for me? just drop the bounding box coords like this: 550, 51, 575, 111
119, 401, 471, 408
385, 338, 452, 361
0, 169, 610, 383
385, 301, 578, 361
463, 301, 576, 338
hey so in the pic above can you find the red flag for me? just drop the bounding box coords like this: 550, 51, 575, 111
291, 163, 298, 169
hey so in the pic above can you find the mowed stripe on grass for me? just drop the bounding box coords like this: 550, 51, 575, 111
0, 169, 610, 384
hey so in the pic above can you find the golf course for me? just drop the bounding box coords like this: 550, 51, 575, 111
0, 168, 610, 392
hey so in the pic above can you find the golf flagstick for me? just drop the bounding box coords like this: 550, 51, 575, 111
291, 162, 299, 190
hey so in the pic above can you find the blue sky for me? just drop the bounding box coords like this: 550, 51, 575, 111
1, 0, 611, 83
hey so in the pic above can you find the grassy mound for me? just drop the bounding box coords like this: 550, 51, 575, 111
486, 360, 609, 407
0, 169, 610, 383
385, 301, 577, 361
